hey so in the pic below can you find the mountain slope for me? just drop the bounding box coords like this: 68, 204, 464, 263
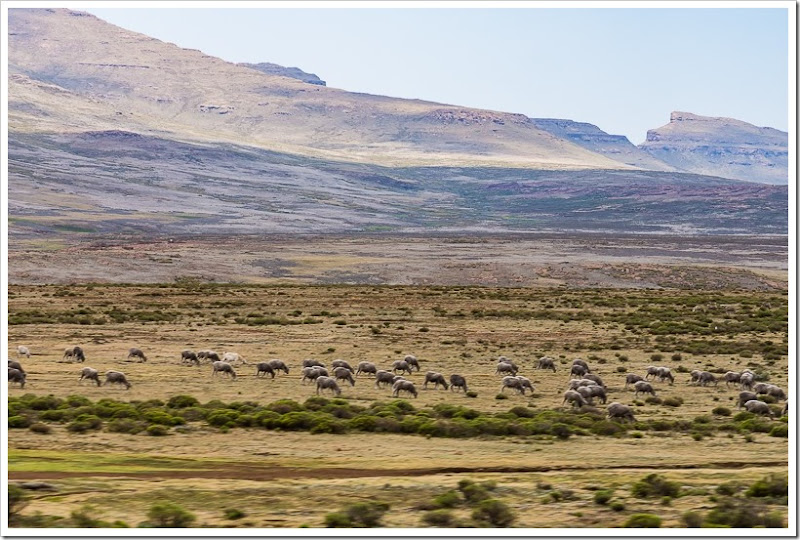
8, 8, 629, 170
638, 112, 788, 184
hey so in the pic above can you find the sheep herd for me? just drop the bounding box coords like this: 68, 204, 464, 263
8, 345, 788, 424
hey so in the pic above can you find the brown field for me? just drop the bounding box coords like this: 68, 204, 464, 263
7, 282, 790, 528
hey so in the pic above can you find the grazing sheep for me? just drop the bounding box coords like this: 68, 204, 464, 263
392, 379, 418, 398
450, 374, 469, 393
333, 366, 356, 386
765, 385, 787, 401
204, 351, 222, 363
391, 360, 413, 375
211, 361, 236, 379
570, 364, 588, 378
181, 350, 199, 365
689, 370, 701, 384
301, 366, 325, 383
17, 346, 31, 359
645, 366, 659, 380
697, 371, 718, 387
63, 346, 85, 363
568, 378, 598, 391
625, 374, 644, 389
577, 386, 595, 404
222, 352, 248, 365
516, 376, 535, 394
585, 384, 607, 404
302, 358, 325, 368
723, 371, 741, 387
583, 373, 605, 388
739, 372, 755, 391
743, 400, 773, 417
104, 370, 131, 389
356, 361, 377, 376
607, 402, 636, 422
8, 360, 25, 373
633, 381, 656, 398
500, 376, 525, 395
655, 367, 674, 384
752, 382, 771, 395
572, 358, 591, 373
423, 371, 449, 390
331, 359, 354, 373
256, 362, 276, 378
537, 356, 557, 372
495, 361, 519, 376
196, 350, 210, 362
375, 370, 399, 389
737, 391, 758, 409
8, 368, 26, 389
404, 355, 421, 372
79, 367, 101, 386
267, 359, 290, 374
127, 348, 147, 362
316, 376, 342, 396
562, 389, 587, 408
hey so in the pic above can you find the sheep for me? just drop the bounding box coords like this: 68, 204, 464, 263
765, 385, 787, 401
196, 350, 210, 362
8, 360, 25, 373
302, 358, 325, 368
127, 348, 147, 362
63, 346, 85, 363
267, 359, 290, 375
256, 362, 276, 378
104, 370, 131, 389
645, 366, 659, 380
181, 350, 199, 365
391, 359, 413, 375
450, 374, 469, 393
633, 381, 656, 398
567, 378, 598, 391
204, 351, 222, 363
375, 370, 399, 389
392, 379, 418, 398
743, 400, 773, 417
723, 371, 741, 387
356, 361, 377, 376
739, 372, 755, 391
79, 367, 101, 386
583, 373, 605, 388
403, 355, 421, 372
17, 346, 31, 359
537, 356, 557, 372
576, 385, 595, 404
8, 368, 26, 389
572, 358, 591, 373
624, 374, 644, 389
752, 382, 771, 395
211, 361, 236, 379
688, 369, 701, 384
697, 371, 718, 387
501, 376, 526, 395
516, 376, 535, 394
655, 367, 674, 384
562, 389, 587, 408
301, 366, 325, 383
333, 366, 356, 386
495, 361, 518, 376
222, 352, 247, 365
585, 384, 607, 404
423, 371, 448, 390
737, 391, 758, 409
316, 376, 341, 397
331, 359, 354, 373
570, 364, 588, 378
607, 402, 636, 422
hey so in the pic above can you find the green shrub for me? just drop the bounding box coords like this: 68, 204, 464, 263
458, 479, 493, 504
593, 490, 613, 505
28, 422, 52, 434
495, 393, 509, 400
267, 399, 304, 414
716, 481, 743, 496
146, 425, 169, 436
324, 512, 351, 527
705, 497, 784, 527
343, 501, 390, 527
8, 484, 28, 526
8, 416, 32, 429
167, 395, 200, 408
107, 419, 146, 434
28, 395, 63, 411
421, 509, 455, 527
145, 502, 196, 527
66, 415, 103, 433
143, 410, 184, 426
712, 407, 732, 416
746, 474, 788, 498
465, 391, 478, 398
223, 508, 246, 520
631, 474, 681, 499
624, 513, 662, 528
472, 499, 515, 527
769, 424, 789, 438
432, 490, 461, 509
70, 505, 115, 527
682, 511, 703, 527
662, 397, 683, 407
610, 502, 626, 512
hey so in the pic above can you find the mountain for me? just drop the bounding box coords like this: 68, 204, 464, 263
530, 119, 676, 172
638, 112, 788, 185
8, 8, 628, 170
238, 62, 326, 86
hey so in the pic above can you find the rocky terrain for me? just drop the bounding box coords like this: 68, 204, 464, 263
238, 62, 326, 85
639, 112, 788, 185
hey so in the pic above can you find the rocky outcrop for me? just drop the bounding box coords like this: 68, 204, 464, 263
238, 62, 326, 86
638, 112, 788, 185
530, 119, 675, 171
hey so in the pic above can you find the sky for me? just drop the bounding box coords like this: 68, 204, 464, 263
83, 5, 790, 144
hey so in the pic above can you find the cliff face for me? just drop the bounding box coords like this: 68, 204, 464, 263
530, 119, 675, 172
638, 112, 789, 185
238, 62, 326, 85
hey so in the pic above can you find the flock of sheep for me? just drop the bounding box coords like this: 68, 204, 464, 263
8, 345, 788, 423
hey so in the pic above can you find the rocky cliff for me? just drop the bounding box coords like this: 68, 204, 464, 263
238, 62, 326, 85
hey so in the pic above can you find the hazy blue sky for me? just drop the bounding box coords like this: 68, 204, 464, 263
85, 6, 790, 144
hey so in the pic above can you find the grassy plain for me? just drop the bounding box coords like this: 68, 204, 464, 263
7, 283, 790, 528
